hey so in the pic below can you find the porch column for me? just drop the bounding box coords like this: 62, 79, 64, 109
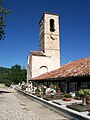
67, 81, 69, 93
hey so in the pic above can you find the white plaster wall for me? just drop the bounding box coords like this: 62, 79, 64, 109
31, 55, 60, 78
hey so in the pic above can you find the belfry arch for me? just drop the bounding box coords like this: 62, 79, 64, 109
50, 19, 55, 32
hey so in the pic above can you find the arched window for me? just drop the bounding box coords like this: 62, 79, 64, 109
39, 66, 48, 75
50, 19, 55, 32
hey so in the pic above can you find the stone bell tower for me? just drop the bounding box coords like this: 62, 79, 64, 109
27, 13, 60, 81
39, 13, 60, 63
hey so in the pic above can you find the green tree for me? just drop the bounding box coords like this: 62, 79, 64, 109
0, 67, 11, 83
8, 64, 27, 84
0, 0, 10, 40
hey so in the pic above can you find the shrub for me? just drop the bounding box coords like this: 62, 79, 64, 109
35, 87, 40, 92
5, 80, 12, 87
64, 93, 72, 98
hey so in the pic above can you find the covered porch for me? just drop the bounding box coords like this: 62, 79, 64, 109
31, 75, 90, 93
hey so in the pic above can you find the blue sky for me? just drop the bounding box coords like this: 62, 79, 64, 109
0, 0, 90, 68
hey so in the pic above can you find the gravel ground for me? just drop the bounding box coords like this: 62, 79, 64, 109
0, 85, 39, 120
0, 85, 68, 120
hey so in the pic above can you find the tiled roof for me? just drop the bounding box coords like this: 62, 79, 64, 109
30, 51, 46, 56
31, 57, 90, 81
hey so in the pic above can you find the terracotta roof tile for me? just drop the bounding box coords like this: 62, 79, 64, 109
31, 57, 90, 81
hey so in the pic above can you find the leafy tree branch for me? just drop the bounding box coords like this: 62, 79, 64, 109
0, 0, 10, 40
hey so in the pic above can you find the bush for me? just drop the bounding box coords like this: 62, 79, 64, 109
5, 80, 12, 87
35, 87, 40, 92
64, 93, 72, 98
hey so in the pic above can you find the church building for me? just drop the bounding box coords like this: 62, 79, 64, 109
27, 13, 90, 92
27, 13, 60, 82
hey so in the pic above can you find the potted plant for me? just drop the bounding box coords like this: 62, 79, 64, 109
35, 87, 41, 95
63, 93, 72, 101
78, 89, 90, 106
86, 94, 90, 104
75, 91, 82, 100
78, 89, 89, 98
86, 92, 90, 104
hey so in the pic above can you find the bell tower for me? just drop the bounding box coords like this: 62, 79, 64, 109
27, 13, 60, 81
39, 13, 60, 65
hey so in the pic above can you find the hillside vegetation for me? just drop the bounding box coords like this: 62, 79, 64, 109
0, 65, 27, 86
0, 67, 11, 83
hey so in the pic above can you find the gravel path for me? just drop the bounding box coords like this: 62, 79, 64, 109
0, 85, 39, 120
0, 85, 68, 120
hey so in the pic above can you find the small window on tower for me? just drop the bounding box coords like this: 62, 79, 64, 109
50, 19, 55, 32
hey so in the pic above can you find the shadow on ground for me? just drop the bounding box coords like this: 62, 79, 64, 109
0, 91, 10, 94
